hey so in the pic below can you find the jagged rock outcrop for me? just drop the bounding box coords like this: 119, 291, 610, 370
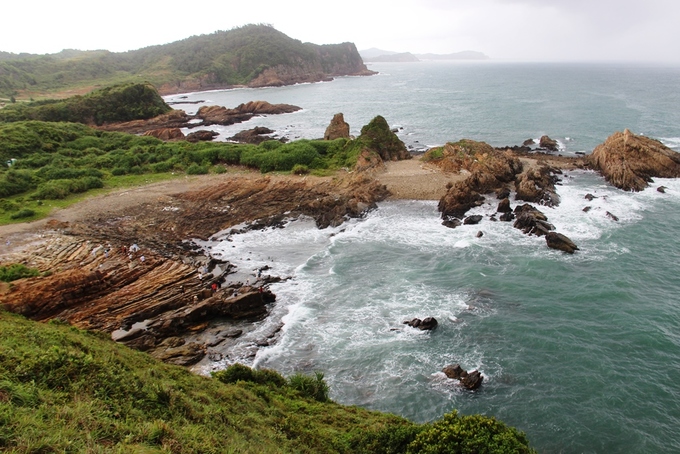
435, 141, 523, 223
442, 364, 484, 390
588, 129, 680, 191
545, 232, 579, 254
513, 204, 554, 236
515, 164, 561, 207
404, 317, 438, 330
539, 135, 559, 151
324, 113, 351, 140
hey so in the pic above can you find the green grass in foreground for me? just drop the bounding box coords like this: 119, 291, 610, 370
0, 311, 537, 453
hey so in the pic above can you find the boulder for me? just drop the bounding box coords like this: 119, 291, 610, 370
606, 211, 619, 222
513, 204, 554, 236
464, 215, 483, 225
442, 218, 462, 229
539, 135, 559, 151
324, 113, 351, 140
496, 198, 512, 213
186, 130, 219, 142
523, 138, 535, 146
588, 129, 680, 191
545, 232, 579, 254
499, 212, 515, 222
357, 115, 411, 161
442, 364, 483, 390
657, 186, 667, 193
404, 317, 438, 330
585, 193, 597, 201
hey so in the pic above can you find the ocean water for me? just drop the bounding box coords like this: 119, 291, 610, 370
171, 63, 680, 453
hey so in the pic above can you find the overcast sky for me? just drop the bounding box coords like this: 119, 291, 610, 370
3, 0, 679, 63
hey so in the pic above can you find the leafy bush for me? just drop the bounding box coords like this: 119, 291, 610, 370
212, 363, 287, 388
406, 411, 537, 454
288, 371, 330, 402
186, 163, 209, 175
0, 264, 40, 282
9, 208, 36, 219
292, 164, 310, 175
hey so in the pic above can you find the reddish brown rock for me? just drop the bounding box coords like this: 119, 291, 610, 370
143, 128, 185, 141
515, 164, 561, 207
588, 129, 680, 191
539, 135, 559, 151
186, 130, 219, 142
546, 232, 579, 254
324, 113, 351, 140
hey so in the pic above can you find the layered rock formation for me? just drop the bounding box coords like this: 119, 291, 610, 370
588, 129, 680, 191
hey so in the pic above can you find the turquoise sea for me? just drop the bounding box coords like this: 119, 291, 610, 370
167, 62, 680, 453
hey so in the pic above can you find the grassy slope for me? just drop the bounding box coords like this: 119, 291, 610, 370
0, 310, 413, 453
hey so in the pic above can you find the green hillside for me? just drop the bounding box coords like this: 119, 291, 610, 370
0, 24, 371, 100
0, 310, 536, 453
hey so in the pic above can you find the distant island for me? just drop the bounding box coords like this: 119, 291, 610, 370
360, 48, 489, 62
0, 24, 373, 100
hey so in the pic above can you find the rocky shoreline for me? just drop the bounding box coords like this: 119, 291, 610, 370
2, 123, 679, 373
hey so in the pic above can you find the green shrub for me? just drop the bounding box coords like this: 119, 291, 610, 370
213, 165, 227, 174
288, 371, 330, 402
186, 163, 209, 175
0, 199, 20, 213
32, 180, 70, 199
406, 411, 537, 454
0, 264, 40, 282
9, 208, 36, 219
348, 423, 423, 454
213, 364, 286, 388
292, 164, 310, 175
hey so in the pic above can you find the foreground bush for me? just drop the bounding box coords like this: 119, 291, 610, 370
0, 264, 39, 281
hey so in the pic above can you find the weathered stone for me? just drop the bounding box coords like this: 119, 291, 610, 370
515, 164, 561, 207
606, 211, 619, 222
657, 186, 667, 193
324, 113, 351, 140
545, 232, 579, 254
497, 198, 512, 213
442, 364, 467, 380
588, 129, 680, 191
404, 317, 438, 330
464, 215, 483, 225
186, 130, 219, 142
442, 218, 462, 229
142, 128, 185, 141
539, 135, 559, 151
460, 370, 484, 390
227, 127, 277, 144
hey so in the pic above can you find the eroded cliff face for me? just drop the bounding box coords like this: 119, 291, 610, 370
588, 129, 680, 191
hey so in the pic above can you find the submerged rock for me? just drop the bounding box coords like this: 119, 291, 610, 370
404, 317, 438, 330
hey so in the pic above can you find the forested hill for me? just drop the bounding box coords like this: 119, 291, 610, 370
0, 24, 374, 100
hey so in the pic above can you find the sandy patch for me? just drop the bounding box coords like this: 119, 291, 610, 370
375, 158, 466, 200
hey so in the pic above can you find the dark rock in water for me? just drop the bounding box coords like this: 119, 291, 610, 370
442, 217, 462, 229
404, 317, 438, 330
583, 206, 592, 213
476, 231, 484, 238
513, 204, 554, 236
464, 215, 483, 225
227, 126, 278, 144
460, 370, 484, 390
546, 232, 579, 254
499, 212, 515, 222
497, 198, 512, 213
539, 135, 559, 151
606, 211, 619, 222
442, 364, 467, 380
658, 186, 667, 193
442, 364, 484, 390
585, 193, 597, 201
523, 138, 536, 146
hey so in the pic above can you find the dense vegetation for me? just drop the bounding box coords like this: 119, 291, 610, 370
0, 120, 370, 222
0, 83, 171, 124
0, 24, 366, 99
0, 310, 536, 453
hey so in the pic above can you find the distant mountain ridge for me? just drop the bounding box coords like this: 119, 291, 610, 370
0, 24, 373, 99
360, 48, 489, 62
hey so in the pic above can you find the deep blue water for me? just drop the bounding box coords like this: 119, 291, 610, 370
175, 62, 680, 453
